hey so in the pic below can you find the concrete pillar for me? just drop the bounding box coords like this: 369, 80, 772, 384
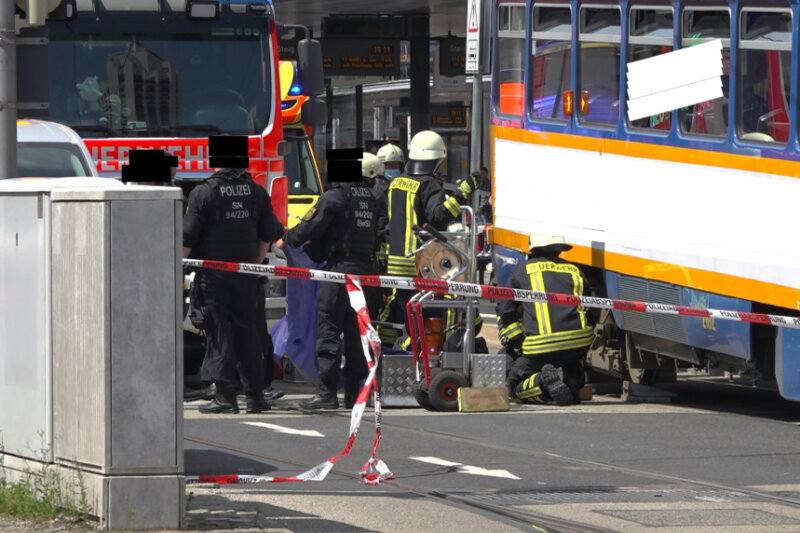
0, 178, 184, 530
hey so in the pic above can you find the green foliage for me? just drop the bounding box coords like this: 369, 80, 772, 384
0, 435, 91, 525
0, 477, 65, 521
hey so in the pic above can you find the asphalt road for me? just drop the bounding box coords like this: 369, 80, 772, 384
181, 375, 800, 532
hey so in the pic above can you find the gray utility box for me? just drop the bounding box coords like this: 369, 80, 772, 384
0, 178, 184, 530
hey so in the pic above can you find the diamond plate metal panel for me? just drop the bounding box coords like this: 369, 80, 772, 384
470, 353, 507, 387
381, 353, 418, 406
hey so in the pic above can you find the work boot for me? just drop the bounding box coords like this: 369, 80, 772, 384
246, 394, 271, 413
299, 393, 339, 410
263, 387, 285, 401
565, 376, 583, 405
184, 382, 216, 402
539, 364, 573, 406
199, 388, 239, 414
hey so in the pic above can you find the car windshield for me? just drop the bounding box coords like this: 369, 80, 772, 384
46, 14, 274, 138
18, 142, 93, 177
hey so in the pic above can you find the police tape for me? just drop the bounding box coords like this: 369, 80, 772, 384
182, 258, 800, 330
184, 273, 393, 486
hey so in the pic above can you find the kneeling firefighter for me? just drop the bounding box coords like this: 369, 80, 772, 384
282, 150, 387, 410
497, 234, 595, 405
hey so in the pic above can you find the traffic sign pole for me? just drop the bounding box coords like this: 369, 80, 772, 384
466, 0, 483, 200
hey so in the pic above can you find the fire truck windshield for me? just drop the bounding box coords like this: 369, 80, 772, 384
47, 20, 274, 139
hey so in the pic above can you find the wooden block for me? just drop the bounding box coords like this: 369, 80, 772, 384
457, 387, 509, 412
579, 384, 593, 402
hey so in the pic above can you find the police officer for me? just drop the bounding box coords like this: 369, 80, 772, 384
497, 234, 595, 405
380, 131, 481, 342
183, 166, 284, 414
282, 152, 386, 410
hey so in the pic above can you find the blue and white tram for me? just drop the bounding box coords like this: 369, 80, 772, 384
488, 0, 800, 400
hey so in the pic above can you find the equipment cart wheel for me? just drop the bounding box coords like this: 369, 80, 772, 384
428, 371, 468, 412
413, 382, 436, 411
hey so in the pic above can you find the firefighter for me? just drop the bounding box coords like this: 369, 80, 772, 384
375, 143, 405, 192
183, 167, 285, 414
281, 153, 386, 410
380, 131, 481, 344
361, 152, 386, 206
497, 234, 595, 405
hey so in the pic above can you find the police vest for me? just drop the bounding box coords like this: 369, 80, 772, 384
198, 174, 261, 262
328, 183, 378, 259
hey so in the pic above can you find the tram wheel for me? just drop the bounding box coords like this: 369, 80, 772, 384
428, 371, 468, 412
413, 382, 436, 411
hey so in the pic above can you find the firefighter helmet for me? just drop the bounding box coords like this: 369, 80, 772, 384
528, 234, 573, 253
408, 130, 446, 161
377, 143, 405, 164
362, 152, 385, 180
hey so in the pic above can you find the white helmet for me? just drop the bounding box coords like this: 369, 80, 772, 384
377, 143, 405, 164
408, 130, 446, 161
528, 234, 573, 253
362, 152, 385, 179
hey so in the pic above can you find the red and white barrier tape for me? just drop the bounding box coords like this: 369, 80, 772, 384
182, 258, 800, 330
185, 272, 393, 486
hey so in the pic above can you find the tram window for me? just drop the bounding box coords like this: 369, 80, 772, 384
578, 6, 621, 126
628, 7, 673, 132
530, 4, 571, 122
736, 9, 791, 146
679, 8, 731, 138
496, 3, 527, 118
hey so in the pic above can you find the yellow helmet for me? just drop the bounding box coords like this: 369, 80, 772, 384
362, 152, 385, 179
528, 234, 572, 253
408, 130, 446, 161
377, 143, 405, 164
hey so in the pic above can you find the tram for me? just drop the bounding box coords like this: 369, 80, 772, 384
488, 0, 800, 400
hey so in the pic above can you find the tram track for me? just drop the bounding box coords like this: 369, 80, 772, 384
186, 403, 800, 532
184, 433, 612, 532
367, 414, 800, 510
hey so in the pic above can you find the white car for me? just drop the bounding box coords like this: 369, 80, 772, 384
17, 118, 99, 178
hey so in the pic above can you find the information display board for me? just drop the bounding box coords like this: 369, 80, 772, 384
322, 39, 401, 77
431, 105, 468, 128
439, 37, 466, 77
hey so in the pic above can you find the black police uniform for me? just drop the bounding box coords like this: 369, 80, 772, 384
183, 168, 284, 412
285, 181, 385, 409
497, 253, 594, 405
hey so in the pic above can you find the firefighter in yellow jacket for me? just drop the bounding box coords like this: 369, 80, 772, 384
497, 234, 595, 405
380, 131, 481, 344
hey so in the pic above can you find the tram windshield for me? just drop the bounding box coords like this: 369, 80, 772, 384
46, 17, 274, 138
